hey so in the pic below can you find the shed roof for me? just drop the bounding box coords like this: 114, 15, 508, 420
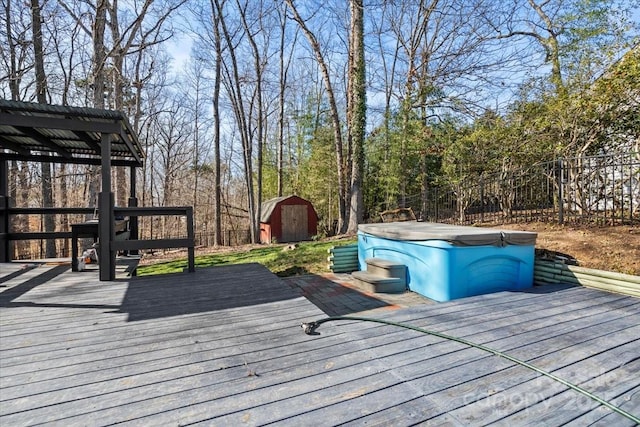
260, 195, 313, 223
0, 100, 144, 167
260, 196, 290, 223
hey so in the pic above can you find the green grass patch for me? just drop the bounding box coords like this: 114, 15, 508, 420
136, 238, 357, 277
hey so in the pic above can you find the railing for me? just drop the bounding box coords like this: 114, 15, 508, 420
418, 152, 639, 225
1, 205, 195, 274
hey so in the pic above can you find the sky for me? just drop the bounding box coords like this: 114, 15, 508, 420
162, 0, 640, 125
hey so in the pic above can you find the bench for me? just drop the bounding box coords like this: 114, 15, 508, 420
71, 218, 130, 271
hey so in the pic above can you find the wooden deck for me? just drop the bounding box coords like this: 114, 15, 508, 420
1, 262, 638, 426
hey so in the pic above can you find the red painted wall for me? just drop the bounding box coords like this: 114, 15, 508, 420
260, 223, 273, 244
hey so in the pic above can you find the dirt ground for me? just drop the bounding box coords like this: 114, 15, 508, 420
496, 222, 639, 276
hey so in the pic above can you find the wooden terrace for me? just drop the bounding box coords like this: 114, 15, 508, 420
1, 262, 639, 425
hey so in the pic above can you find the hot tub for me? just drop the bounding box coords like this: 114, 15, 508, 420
358, 222, 537, 302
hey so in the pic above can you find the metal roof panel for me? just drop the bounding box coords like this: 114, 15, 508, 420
0, 100, 144, 165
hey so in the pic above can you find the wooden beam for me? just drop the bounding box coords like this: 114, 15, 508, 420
119, 127, 142, 164
0, 137, 31, 156
111, 238, 194, 251
72, 130, 102, 154
14, 126, 72, 158
0, 152, 142, 167
8, 206, 94, 215
99, 133, 115, 281
0, 112, 122, 134
6, 231, 73, 240
114, 206, 194, 216
0, 160, 8, 262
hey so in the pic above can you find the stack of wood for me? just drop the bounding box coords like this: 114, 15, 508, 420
535, 259, 640, 298
327, 244, 359, 273
379, 207, 416, 223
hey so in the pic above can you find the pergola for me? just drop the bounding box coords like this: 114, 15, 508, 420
0, 100, 194, 280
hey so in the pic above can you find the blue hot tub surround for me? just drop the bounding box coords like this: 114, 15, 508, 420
358, 222, 537, 302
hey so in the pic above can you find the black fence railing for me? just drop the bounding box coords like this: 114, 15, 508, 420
194, 229, 252, 247
3, 206, 195, 271
418, 152, 639, 225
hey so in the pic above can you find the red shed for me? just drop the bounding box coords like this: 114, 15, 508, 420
260, 195, 318, 243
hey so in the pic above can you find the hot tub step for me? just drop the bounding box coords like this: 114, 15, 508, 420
365, 257, 407, 282
352, 271, 406, 293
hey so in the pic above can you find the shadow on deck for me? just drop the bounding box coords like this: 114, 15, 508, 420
120, 263, 301, 321
0, 262, 301, 321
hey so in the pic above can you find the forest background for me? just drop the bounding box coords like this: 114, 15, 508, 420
1, 0, 639, 259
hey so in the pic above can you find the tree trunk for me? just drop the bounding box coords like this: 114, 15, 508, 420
4, 0, 20, 100
237, 0, 264, 244
31, 0, 57, 257
88, 0, 108, 215
107, 0, 156, 207
346, 0, 366, 234
211, 3, 223, 246
277, 7, 287, 198
527, 0, 566, 98
213, 0, 259, 243
192, 76, 200, 235
5, 2, 18, 259
108, 0, 128, 207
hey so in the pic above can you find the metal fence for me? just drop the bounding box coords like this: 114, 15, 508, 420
194, 229, 252, 247
419, 152, 640, 225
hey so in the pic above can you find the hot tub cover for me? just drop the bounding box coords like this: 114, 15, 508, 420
358, 222, 537, 247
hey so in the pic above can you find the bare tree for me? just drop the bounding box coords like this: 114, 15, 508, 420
208, 0, 272, 243
54, 0, 184, 212
276, 5, 287, 198
153, 98, 193, 207
368, 0, 402, 209
45, 2, 85, 105
30, 0, 57, 257
83, 0, 108, 214
1, 0, 31, 100
211, 3, 223, 246
91, 0, 108, 109
107, 0, 185, 206
30, 0, 46, 102
134, 51, 172, 238
182, 57, 213, 235
285, 0, 349, 233
275, 3, 298, 198
486, 0, 567, 97
235, 0, 267, 243
2, 0, 33, 258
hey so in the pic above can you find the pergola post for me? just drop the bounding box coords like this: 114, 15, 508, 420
128, 165, 139, 255
0, 159, 10, 262
99, 133, 116, 281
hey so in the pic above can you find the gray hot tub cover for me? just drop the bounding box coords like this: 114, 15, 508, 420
358, 222, 537, 247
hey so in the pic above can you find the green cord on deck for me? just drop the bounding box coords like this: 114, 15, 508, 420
301, 315, 639, 424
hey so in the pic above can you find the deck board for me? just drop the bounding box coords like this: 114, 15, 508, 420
1, 262, 639, 426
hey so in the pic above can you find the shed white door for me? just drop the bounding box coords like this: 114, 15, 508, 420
281, 205, 308, 242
